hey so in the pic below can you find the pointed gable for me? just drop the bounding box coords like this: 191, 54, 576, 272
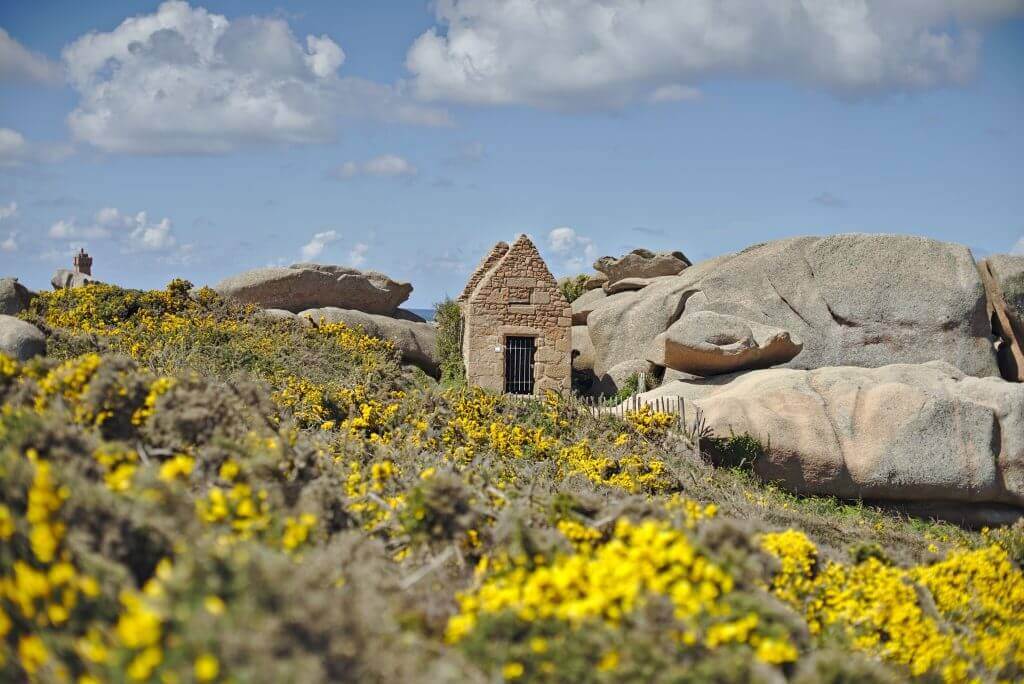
459, 233, 572, 394
470, 234, 568, 309
458, 241, 508, 302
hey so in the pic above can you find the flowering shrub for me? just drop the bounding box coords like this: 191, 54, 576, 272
762, 529, 1024, 682
1, 281, 1021, 682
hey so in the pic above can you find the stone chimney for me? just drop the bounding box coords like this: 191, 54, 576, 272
73, 248, 93, 276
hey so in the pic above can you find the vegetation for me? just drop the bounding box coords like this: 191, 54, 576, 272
434, 297, 466, 388
557, 275, 590, 304
2, 281, 1022, 682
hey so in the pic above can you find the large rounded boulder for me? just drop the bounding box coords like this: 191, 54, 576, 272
0, 278, 33, 315
593, 248, 690, 287
51, 269, 96, 290
637, 361, 1024, 525
0, 315, 46, 361
215, 263, 413, 315
647, 310, 802, 376
582, 234, 1000, 382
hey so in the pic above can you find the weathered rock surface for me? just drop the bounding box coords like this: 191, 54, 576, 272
587, 279, 691, 379
637, 361, 1024, 521
570, 288, 607, 326
571, 325, 595, 372
215, 264, 412, 315
604, 277, 654, 295
584, 235, 999, 382
584, 273, 607, 291
980, 255, 1024, 382
647, 311, 803, 376
590, 359, 656, 399
51, 269, 96, 290
299, 307, 438, 376
0, 315, 46, 361
594, 248, 690, 286
0, 278, 33, 315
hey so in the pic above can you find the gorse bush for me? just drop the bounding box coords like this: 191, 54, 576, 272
2, 282, 1022, 682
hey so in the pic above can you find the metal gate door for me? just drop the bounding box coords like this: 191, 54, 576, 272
504, 336, 535, 395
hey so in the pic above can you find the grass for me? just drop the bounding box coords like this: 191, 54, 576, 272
1, 281, 1021, 683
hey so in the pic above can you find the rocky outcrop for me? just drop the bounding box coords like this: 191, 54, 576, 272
571, 325, 595, 372
51, 269, 96, 290
215, 264, 412, 315
604, 277, 654, 295
299, 307, 438, 376
0, 278, 33, 315
636, 361, 1024, 523
570, 288, 607, 326
980, 255, 1024, 382
583, 273, 607, 291
594, 248, 690, 286
0, 315, 45, 361
578, 235, 999, 386
587, 279, 691, 382
647, 311, 803, 376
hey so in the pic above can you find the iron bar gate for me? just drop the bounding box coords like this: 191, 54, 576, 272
504, 336, 535, 394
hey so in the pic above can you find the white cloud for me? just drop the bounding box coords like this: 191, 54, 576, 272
407, 0, 1024, 109
301, 230, 339, 260
128, 215, 176, 252
47, 207, 181, 254
547, 226, 597, 273
0, 129, 27, 166
1011, 236, 1024, 256
1, 233, 16, 253
48, 219, 111, 240
0, 202, 16, 221
348, 242, 369, 267
0, 127, 74, 167
332, 154, 418, 180
61, 1, 446, 154
0, 27, 62, 85
649, 84, 702, 103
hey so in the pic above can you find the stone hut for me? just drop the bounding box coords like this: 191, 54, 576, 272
459, 234, 571, 394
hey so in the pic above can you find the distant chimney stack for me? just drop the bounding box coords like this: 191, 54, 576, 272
73, 248, 93, 276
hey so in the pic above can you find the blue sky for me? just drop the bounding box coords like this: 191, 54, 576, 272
1, 1, 1022, 307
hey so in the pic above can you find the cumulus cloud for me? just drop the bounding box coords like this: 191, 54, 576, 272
48, 219, 111, 240
331, 154, 418, 180
1011, 236, 1024, 256
649, 84, 702, 103
0, 27, 63, 85
548, 226, 598, 273
0, 233, 16, 253
301, 230, 339, 260
61, 1, 447, 154
407, 0, 1024, 109
0, 202, 16, 222
0, 127, 74, 167
48, 207, 181, 254
349, 242, 369, 267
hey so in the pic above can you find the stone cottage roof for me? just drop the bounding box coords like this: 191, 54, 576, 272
458, 241, 509, 302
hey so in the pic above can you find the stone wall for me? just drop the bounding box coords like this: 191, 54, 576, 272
461, 235, 571, 394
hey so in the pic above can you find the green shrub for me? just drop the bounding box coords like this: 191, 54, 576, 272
434, 298, 466, 388
558, 274, 591, 304
704, 431, 766, 470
